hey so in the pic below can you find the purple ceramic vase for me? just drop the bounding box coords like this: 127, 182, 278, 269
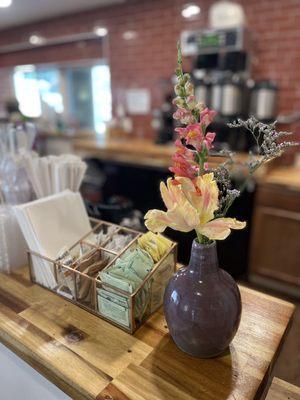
164, 239, 241, 358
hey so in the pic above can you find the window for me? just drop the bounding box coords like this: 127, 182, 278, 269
13, 61, 112, 135
13, 65, 41, 118
92, 65, 112, 134
37, 69, 64, 114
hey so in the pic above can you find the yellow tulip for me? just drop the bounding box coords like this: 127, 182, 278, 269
145, 173, 246, 241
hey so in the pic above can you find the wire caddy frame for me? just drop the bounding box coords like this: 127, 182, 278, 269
28, 218, 177, 334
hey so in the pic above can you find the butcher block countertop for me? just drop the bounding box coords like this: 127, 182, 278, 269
0, 267, 294, 400
73, 137, 249, 170
266, 377, 300, 400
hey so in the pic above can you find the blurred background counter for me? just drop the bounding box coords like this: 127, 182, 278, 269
73, 136, 251, 170
0, 0, 299, 296
36, 130, 95, 155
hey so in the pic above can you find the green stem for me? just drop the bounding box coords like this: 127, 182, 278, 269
195, 230, 212, 245
195, 229, 204, 244
199, 154, 205, 174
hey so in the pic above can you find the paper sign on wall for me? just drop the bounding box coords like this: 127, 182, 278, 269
125, 89, 151, 115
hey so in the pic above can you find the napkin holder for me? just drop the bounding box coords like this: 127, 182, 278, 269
27, 218, 177, 334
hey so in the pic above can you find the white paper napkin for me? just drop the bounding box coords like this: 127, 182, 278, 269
14, 190, 92, 289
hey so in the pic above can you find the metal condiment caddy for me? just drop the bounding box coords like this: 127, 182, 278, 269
28, 218, 177, 334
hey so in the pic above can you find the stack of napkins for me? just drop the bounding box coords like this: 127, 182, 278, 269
14, 190, 92, 289
22, 153, 87, 198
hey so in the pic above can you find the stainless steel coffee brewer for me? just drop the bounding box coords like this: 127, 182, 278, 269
194, 69, 211, 107
182, 27, 251, 151
184, 28, 250, 120
250, 81, 278, 122
210, 75, 245, 119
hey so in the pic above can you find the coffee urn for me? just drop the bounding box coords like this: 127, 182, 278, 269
250, 81, 278, 122
210, 76, 223, 113
210, 75, 245, 118
220, 76, 244, 118
194, 70, 211, 106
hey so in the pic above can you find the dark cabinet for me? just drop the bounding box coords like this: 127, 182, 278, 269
250, 183, 300, 292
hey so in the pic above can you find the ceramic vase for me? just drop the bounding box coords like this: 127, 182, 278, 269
163, 239, 241, 358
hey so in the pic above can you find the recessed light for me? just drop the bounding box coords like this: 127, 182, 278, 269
182, 4, 201, 19
93, 26, 108, 37
29, 34, 45, 46
0, 0, 12, 8
122, 31, 138, 41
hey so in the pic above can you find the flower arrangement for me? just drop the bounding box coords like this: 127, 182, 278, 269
145, 44, 297, 245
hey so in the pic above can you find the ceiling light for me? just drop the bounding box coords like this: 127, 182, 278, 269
181, 4, 201, 18
0, 0, 12, 7
29, 34, 45, 46
93, 26, 108, 37
122, 31, 138, 41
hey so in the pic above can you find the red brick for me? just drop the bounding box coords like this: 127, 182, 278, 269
0, 0, 298, 141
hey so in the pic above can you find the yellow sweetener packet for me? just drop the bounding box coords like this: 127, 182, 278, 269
138, 232, 172, 262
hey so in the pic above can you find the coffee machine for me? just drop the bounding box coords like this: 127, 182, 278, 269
157, 27, 278, 148
249, 80, 278, 123
181, 27, 256, 151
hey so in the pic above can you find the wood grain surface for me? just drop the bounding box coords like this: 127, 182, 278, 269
266, 377, 300, 400
0, 267, 295, 400
73, 137, 249, 170
249, 178, 300, 296
260, 167, 300, 191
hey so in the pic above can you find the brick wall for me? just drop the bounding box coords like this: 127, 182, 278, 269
0, 0, 299, 145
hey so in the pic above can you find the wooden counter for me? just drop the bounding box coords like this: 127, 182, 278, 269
36, 131, 96, 157
266, 377, 300, 400
38, 130, 96, 141
0, 267, 294, 400
259, 166, 300, 191
74, 137, 175, 169
73, 137, 249, 170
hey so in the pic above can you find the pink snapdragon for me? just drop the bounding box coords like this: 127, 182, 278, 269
173, 108, 196, 125
169, 139, 199, 181
203, 132, 216, 150
175, 123, 216, 152
200, 108, 217, 128
175, 123, 203, 152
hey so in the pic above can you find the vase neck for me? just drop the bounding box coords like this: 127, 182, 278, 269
188, 240, 219, 275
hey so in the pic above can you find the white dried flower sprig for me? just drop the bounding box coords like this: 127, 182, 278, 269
228, 117, 298, 166
213, 164, 241, 217
213, 117, 299, 216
